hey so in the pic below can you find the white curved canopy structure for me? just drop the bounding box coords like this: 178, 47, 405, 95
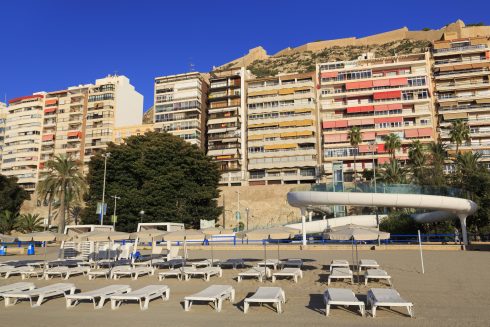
287, 190, 477, 246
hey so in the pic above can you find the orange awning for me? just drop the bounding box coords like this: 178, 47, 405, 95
44, 107, 57, 113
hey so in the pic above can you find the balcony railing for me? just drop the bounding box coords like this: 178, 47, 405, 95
433, 44, 486, 54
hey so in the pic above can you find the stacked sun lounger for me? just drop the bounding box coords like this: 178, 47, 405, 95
184, 285, 234, 312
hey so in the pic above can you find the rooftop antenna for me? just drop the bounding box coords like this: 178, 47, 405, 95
189, 59, 195, 72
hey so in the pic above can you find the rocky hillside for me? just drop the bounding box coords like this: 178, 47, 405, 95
247, 39, 431, 77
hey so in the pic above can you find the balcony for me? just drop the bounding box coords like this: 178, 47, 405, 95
436, 80, 490, 92
433, 44, 487, 55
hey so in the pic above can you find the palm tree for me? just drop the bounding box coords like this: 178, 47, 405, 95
15, 213, 44, 233
408, 140, 426, 184
455, 151, 483, 175
379, 159, 408, 184
427, 141, 448, 186
0, 210, 19, 235
449, 119, 470, 155
383, 133, 402, 160
348, 126, 362, 182
37, 155, 87, 233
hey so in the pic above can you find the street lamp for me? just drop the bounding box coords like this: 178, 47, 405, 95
111, 195, 120, 229
139, 210, 145, 224
100, 152, 111, 225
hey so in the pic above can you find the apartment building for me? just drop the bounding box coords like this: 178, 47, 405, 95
246, 72, 319, 185
2, 93, 46, 191
317, 52, 437, 180
84, 75, 143, 164
432, 36, 490, 166
153, 72, 208, 149
2, 75, 143, 193
207, 68, 250, 186
0, 102, 7, 166
113, 123, 154, 144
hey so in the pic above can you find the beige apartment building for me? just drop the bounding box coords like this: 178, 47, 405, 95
207, 68, 250, 186
246, 72, 319, 185
2, 93, 46, 191
317, 52, 437, 180
0, 101, 7, 166
113, 124, 154, 144
2, 75, 143, 194
153, 72, 208, 149
432, 36, 490, 167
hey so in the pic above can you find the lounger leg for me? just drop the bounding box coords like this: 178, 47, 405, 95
272, 276, 276, 283
243, 301, 249, 314
163, 289, 170, 301
184, 300, 190, 311
237, 276, 242, 283
33, 295, 44, 308
66, 298, 74, 308
294, 275, 298, 283
111, 299, 118, 310
325, 304, 330, 316
141, 297, 150, 310
277, 302, 282, 314
365, 277, 368, 286
97, 296, 107, 309
327, 278, 331, 286
371, 305, 377, 317
388, 278, 392, 287
360, 304, 365, 317
216, 299, 222, 312
230, 289, 235, 303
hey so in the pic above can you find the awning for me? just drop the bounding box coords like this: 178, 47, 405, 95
44, 107, 57, 113
374, 116, 403, 124
374, 104, 389, 112
45, 99, 58, 105
321, 71, 338, 78
280, 132, 298, 138
439, 101, 458, 107
347, 105, 374, 113
377, 157, 390, 164
216, 155, 233, 160
389, 77, 408, 86
294, 119, 314, 127
358, 144, 371, 153
456, 64, 473, 70
249, 122, 278, 128
388, 103, 403, 110
278, 88, 295, 95
42, 134, 54, 141
67, 131, 81, 138
294, 108, 311, 113
377, 144, 386, 153
404, 129, 419, 138
373, 90, 402, 100
294, 87, 311, 92
248, 90, 277, 97
443, 112, 468, 120
324, 134, 341, 143
417, 128, 433, 137
335, 120, 348, 128
208, 148, 238, 156
248, 135, 263, 141
322, 121, 336, 129
296, 130, 313, 137
279, 121, 297, 127
361, 131, 376, 140
438, 66, 455, 72
372, 79, 391, 87
476, 98, 490, 104
264, 143, 296, 150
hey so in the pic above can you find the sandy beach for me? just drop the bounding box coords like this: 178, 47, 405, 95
0, 247, 489, 327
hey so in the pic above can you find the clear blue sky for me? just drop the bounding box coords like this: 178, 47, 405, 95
0, 0, 488, 110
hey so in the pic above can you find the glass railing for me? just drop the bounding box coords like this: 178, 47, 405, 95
290, 182, 467, 198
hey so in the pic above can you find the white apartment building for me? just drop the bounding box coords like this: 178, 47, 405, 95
153, 72, 208, 148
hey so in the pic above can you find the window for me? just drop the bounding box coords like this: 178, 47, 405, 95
88, 93, 114, 102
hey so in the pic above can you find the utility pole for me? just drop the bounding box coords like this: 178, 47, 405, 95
111, 195, 120, 230
101, 152, 111, 225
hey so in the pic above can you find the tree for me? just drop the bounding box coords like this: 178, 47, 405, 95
37, 155, 87, 233
408, 140, 427, 184
81, 132, 222, 232
427, 141, 448, 186
449, 119, 470, 155
15, 213, 44, 233
0, 174, 30, 214
348, 126, 362, 182
383, 133, 401, 160
379, 159, 408, 184
0, 210, 19, 235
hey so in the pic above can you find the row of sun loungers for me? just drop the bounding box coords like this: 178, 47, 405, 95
327, 259, 392, 286
0, 281, 413, 317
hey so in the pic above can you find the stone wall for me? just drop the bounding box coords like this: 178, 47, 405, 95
217, 184, 301, 230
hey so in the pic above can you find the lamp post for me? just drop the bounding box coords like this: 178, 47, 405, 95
245, 208, 249, 231
369, 141, 381, 246
139, 210, 145, 224
111, 195, 120, 229
100, 152, 111, 225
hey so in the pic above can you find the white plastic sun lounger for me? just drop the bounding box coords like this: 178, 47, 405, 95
47, 259, 82, 268
329, 260, 349, 272
87, 268, 111, 280
183, 267, 222, 281
65, 284, 131, 309
323, 288, 365, 317
158, 268, 184, 281
364, 269, 392, 286
43, 266, 89, 280
20, 268, 44, 280
328, 267, 354, 285
218, 259, 245, 269
154, 258, 184, 269
238, 267, 271, 282
111, 266, 154, 280
257, 259, 280, 270
184, 285, 235, 312
280, 259, 303, 268
272, 268, 303, 283
367, 288, 414, 318
0, 282, 35, 299
110, 285, 169, 310
3, 283, 76, 307
358, 259, 380, 272
0, 265, 34, 278
189, 259, 220, 268
244, 287, 286, 314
